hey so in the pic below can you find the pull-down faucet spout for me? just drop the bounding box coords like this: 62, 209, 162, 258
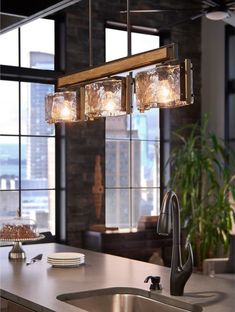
157, 190, 193, 296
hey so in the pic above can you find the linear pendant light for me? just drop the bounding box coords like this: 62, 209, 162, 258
45, 0, 193, 124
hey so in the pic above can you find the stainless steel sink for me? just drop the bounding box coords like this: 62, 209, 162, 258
57, 287, 202, 312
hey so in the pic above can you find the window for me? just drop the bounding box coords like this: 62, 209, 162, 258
226, 25, 235, 175
105, 28, 160, 229
0, 19, 56, 234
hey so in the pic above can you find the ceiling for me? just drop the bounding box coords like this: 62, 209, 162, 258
1, 0, 234, 35
0, 0, 82, 34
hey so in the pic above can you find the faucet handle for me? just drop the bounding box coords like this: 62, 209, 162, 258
144, 275, 162, 290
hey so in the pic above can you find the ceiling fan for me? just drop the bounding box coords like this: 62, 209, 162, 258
120, 0, 235, 22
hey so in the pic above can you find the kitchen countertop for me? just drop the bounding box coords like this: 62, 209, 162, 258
0, 243, 234, 312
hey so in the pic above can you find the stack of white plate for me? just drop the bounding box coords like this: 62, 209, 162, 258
47, 252, 85, 267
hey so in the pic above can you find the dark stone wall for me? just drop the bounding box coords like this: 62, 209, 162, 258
62, 0, 202, 247
65, 120, 105, 246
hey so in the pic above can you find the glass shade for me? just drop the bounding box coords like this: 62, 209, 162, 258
135, 68, 159, 112
85, 78, 127, 120
45, 91, 77, 123
135, 63, 192, 110
155, 64, 186, 108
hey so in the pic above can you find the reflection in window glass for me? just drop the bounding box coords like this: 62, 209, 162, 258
0, 29, 18, 66
0, 80, 19, 135
0, 191, 19, 217
21, 82, 54, 135
105, 28, 160, 229
21, 19, 54, 70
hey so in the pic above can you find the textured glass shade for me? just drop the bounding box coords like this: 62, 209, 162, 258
85, 78, 127, 120
135, 68, 159, 112
155, 64, 184, 108
45, 91, 77, 123
135, 63, 192, 110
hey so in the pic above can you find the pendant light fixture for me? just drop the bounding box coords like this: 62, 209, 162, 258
45, 91, 77, 123
45, 0, 193, 124
83, 76, 129, 120
81, 0, 131, 121
135, 59, 194, 111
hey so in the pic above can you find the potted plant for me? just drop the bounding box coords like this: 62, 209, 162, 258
167, 115, 235, 270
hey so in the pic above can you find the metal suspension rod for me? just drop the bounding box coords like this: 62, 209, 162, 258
89, 0, 93, 66
126, 0, 132, 57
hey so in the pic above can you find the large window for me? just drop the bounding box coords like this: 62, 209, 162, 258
226, 25, 235, 173
0, 19, 56, 234
105, 28, 160, 229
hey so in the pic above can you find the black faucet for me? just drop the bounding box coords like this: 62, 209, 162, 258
157, 190, 193, 296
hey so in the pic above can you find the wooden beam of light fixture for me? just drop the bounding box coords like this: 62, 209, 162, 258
57, 43, 178, 88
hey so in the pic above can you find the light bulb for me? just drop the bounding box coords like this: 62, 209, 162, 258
103, 92, 116, 111
105, 100, 116, 111
157, 80, 174, 104
60, 102, 72, 120
48, 91, 77, 123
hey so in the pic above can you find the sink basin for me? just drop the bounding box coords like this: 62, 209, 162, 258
57, 287, 202, 312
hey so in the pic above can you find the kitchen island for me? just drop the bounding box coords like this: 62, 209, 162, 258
0, 243, 234, 312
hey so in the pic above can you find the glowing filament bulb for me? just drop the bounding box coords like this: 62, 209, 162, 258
60, 101, 72, 120
103, 91, 116, 111
157, 80, 174, 104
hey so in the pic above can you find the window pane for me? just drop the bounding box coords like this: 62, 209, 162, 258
132, 141, 160, 188
132, 32, 159, 54
21, 137, 55, 189
21, 19, 54, 69
0, 29, 18, 66
132, 98, 160, 140
105, 28, 160, 229
132, 188, 160, 227
0, 136, 19, 190
105, 115, 131, 139
21, 190, 55, 234
0, 80, 19, 135
229, 94, 235, 139
105, 189, 130, 228
21, 82, 54, 135
105, 28, 159, 61
106, 140, 130, 187
105, 28, 127, 61
0, 191, 19, 217
229, 141, 235, 176
229, 35, 235, 80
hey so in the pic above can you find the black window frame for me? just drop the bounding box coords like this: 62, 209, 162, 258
0, 17, 64, 240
